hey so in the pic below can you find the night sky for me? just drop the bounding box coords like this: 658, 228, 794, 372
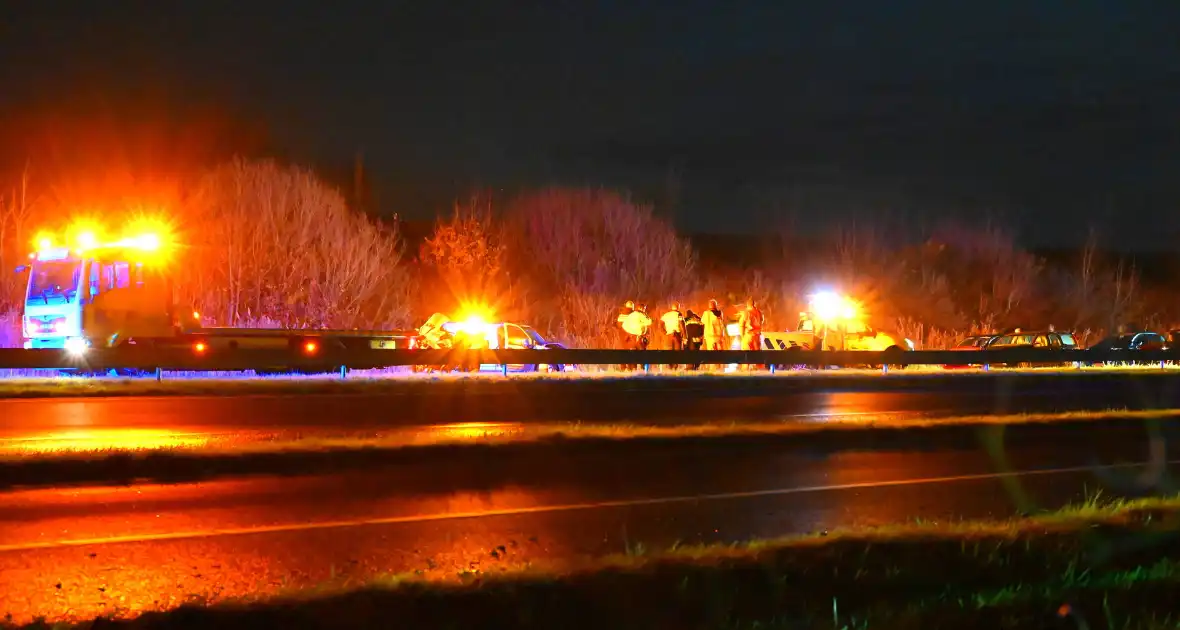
2, 1, 1178, 247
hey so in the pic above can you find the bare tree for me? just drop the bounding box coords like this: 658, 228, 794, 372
0, 165, 35, 311
1106, 257, 1139, 332
929, 220, 1041, 330
506, 187, 696, 342
419, 192, 509, 314
1072, 226, 1101, 330
179, 158, 413, 329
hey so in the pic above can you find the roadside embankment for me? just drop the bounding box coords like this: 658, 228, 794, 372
23, 496, 1180, 630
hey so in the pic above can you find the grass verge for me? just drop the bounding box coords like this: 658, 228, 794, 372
3, 408, 1177, 491
21, 495, 1180, 629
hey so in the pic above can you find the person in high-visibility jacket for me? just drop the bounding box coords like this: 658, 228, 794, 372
620, 303, 652, 370
660, 302, 686, 370
701, 299, 727, 350
738, 297, 764, 351
616, 300, 635, 350
700, 299, 727, 371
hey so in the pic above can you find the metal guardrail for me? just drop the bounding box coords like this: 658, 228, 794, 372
0, 347, 1176, 373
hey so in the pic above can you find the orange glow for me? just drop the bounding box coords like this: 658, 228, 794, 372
4, 429, 211, 454
76, 231, 97, 250
810, 291, 860, 323
426, 422, 525, 441
447, 301, 498, 337
193, 341, 207, 354
303, 341, 318, 354
455, 301, 495, 325
0, 482, 564, 624
30, 215, 177, 263
64, 219, 106, 252
33, 232, 53, 251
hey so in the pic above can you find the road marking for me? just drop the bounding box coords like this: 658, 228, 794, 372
0, 459, 1171, 553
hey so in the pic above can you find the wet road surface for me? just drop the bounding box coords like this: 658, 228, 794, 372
0, 428, 1175, 622
5, 378, 1180, 449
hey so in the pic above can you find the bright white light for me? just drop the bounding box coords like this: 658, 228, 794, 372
809, 291, 858, 323
76, 231, 98, 251
809, 291, 842, 322
63, 337, 89, 357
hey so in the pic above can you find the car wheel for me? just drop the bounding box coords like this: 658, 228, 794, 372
882, 345, 907, 370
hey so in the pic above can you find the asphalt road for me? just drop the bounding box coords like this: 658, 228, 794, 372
1, 427, 1176, 623
4, 377, 1180, 449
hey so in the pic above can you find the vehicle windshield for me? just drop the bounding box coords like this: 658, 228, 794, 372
27, 260, 81, 304
1059, 333, 1077, 347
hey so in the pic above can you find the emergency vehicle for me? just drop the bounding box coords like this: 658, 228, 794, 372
438, 315, 573, 373
16, 221, 417, 362
727, 292, 913, 368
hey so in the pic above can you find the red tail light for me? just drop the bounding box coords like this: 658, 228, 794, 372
194, 341, 207, 354
304, 341, 318, 354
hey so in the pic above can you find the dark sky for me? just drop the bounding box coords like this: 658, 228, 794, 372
2, 1, 1178, 247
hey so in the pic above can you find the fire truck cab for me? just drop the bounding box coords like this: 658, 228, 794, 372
18, 232, 176, 353
17, 222, 417, 366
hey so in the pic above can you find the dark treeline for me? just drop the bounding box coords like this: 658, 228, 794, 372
0, 109, 1173, 349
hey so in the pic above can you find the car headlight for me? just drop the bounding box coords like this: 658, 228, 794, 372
63, 337, 90, 356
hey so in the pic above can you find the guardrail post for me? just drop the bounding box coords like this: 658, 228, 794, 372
982, 363, 990, 372
881, 363, 889, 374
339, 365, 348, 379
769, 363, 776, 374
643, 363, 650, 373
501, 363, 508, 377
154, 367, 162, 382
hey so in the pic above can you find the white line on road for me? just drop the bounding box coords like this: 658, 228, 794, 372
0, 459, 1170, 553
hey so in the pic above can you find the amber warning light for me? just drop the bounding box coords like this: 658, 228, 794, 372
193, 341, 207, 354
303, 341, 318, 354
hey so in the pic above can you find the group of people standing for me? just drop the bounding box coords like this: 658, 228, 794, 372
614, 298, 764, 370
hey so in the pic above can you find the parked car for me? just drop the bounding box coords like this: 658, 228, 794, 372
440, 320, 575, 373
942, 334, 996, 369
983, 330, 1080, 368
1086, 331, 1167, 366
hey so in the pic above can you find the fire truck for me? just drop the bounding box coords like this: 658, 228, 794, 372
16, 222, 418, 360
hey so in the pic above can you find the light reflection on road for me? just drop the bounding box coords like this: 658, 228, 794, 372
408, 422, 527, 442
0, 441, 1155, 624
0, 429, 213, 453
0, 421, 530, 455
0, 481, 568, 624
0, 477, 565, 546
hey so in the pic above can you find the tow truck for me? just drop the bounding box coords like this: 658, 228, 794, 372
727, 291, 913, 368
16, 221, 418, 366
